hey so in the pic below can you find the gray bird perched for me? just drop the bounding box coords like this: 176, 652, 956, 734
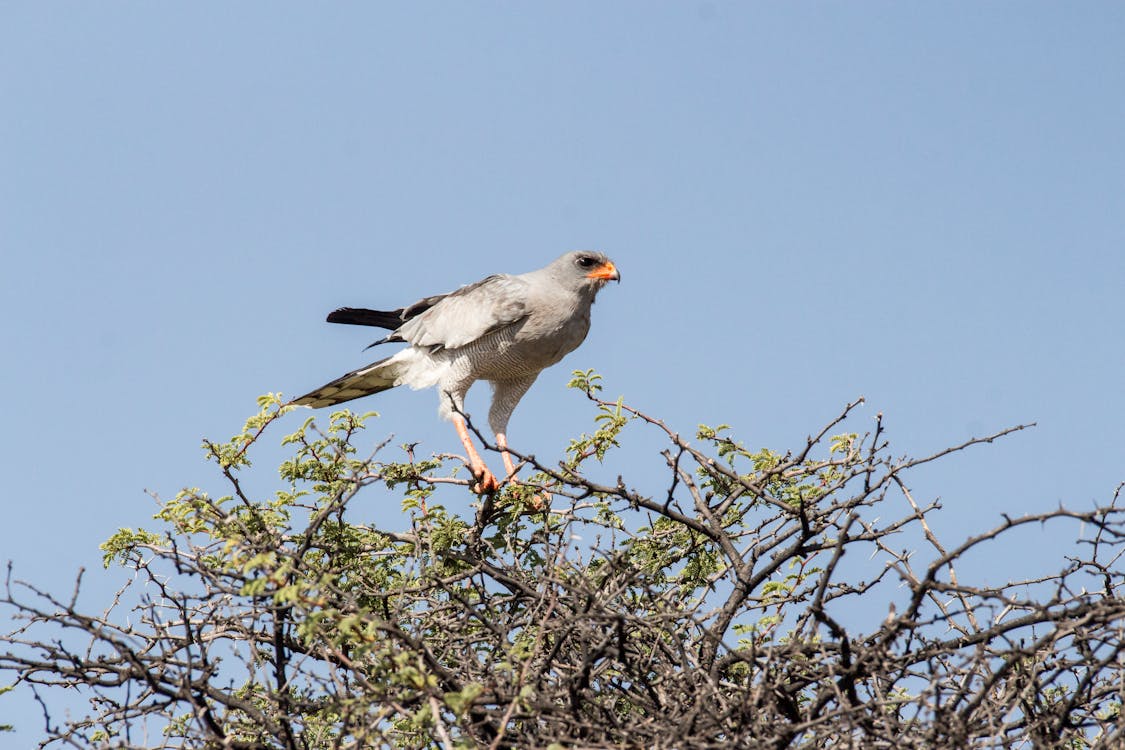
293, 251, 621, 492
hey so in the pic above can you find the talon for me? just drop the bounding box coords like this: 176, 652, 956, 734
471, 464, 500, 494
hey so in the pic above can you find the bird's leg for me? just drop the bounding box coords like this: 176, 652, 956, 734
495, 432, 549, 512
495, 432, 519, 481
453, 415, 499, 494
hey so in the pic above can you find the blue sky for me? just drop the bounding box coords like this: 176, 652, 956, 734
2, 3, 1123, 738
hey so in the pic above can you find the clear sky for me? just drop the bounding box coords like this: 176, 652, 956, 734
2, 3, 1123, 739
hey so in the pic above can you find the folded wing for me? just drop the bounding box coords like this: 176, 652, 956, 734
396, 274, 530, 351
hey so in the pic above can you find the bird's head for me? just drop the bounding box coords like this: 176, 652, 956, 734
555, 250, 621, 291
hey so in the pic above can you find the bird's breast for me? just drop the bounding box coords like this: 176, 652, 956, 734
459, 314, 590, 380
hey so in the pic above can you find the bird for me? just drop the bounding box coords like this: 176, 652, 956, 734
292, 251, 621, 492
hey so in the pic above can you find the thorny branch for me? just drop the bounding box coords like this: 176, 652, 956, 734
2, 392, 1123, 749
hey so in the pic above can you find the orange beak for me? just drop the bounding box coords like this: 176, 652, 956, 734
586, 260, 621, 282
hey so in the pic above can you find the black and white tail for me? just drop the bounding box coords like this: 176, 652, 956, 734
292, 356, 403, 408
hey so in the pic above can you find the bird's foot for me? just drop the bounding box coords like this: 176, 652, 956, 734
470, 464, 500, 495
525, 492, 550, 512
503, 482, 551, 513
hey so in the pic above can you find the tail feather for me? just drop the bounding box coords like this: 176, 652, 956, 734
292, 356, 402, 408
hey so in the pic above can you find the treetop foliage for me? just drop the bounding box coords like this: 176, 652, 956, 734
3, 373, 1124, 748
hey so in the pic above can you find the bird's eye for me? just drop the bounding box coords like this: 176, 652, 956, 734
576, 256, 597, 268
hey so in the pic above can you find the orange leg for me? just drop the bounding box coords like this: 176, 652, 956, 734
496, 433, 548, 511
453, 416, 498, 494
495, 432, 519, 480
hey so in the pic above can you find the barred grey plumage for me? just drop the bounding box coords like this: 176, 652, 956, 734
293, 251, 620, 492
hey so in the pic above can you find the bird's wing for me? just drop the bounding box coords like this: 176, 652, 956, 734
398, 274, 531, 350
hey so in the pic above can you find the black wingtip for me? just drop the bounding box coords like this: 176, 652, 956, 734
326, 307, 405, 329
